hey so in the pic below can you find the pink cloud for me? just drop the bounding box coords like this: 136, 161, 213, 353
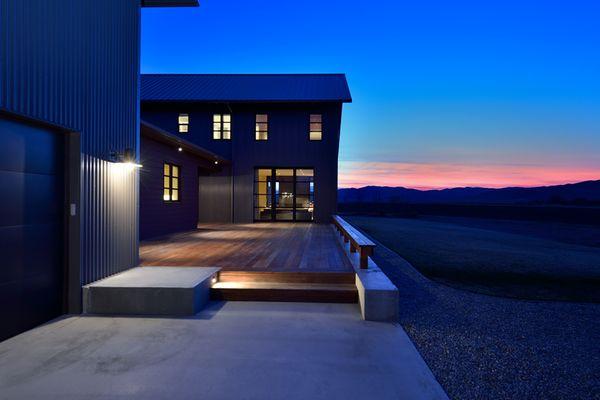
338, 161, 600, 189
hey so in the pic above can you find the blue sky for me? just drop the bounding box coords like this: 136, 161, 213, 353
142, 0, 600, 188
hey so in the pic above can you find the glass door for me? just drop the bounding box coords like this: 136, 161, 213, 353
254, 168, 314, 222
295, 169, 314, 221
274, 169, 295, 221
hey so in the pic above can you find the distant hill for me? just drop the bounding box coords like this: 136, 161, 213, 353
338, 180, 600, 205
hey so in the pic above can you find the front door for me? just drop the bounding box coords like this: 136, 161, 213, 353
254, 168, 314, 222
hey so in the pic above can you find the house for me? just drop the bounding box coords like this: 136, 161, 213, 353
139, 74, 352, 238
0, 0, 198, 342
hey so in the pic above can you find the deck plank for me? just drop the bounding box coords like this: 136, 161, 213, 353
140, 223, 353, 273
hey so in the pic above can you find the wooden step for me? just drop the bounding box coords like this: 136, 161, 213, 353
217, 271, 355, 285
211, 281, 358, 303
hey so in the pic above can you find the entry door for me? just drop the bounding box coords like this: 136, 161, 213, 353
0, 117, 65, 341
254, 168, 314, 222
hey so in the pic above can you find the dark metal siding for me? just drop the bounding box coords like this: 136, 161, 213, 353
199, 167, 233, 223
139, 136, 201, 240
0, 0, 141, 284
141, 102, 342, 224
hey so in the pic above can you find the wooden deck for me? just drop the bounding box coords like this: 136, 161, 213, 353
139, 223, 353, 273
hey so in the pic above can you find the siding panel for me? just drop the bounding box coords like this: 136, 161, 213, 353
0, 0, 141, 284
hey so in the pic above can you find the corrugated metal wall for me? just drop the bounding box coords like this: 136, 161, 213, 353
0, 0, 141, 284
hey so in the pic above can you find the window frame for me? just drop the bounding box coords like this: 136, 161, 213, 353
253, 167, 315, 222
309, 114, 322, 141
163, 162, 181, 203
255, 114, 268, 141
212, 113, 232, 140
178, 113, 189, 133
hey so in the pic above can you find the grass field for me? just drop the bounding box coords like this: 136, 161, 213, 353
345, 215, 600, 301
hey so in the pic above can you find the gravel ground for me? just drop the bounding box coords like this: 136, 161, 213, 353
348, 220, 600, 399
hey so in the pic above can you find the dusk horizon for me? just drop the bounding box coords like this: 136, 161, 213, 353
339, 177, 600, 191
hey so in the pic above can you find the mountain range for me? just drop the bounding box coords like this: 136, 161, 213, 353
338, 180, 600, 205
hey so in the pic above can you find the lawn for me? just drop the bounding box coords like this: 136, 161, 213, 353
345, 215, 600, 302
344, 215, 600, 399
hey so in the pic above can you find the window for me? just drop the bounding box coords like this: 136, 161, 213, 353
163, 163, 180, 202
178, 113, 189, 133
309, 114, 322, 141
213, 114, 231, 140
254, 168, 314, 222
255, 114, 268, 140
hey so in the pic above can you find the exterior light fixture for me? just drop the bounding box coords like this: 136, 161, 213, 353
108, 147, 142, 168
214, 160, 219, 165
178, 147, 183, 152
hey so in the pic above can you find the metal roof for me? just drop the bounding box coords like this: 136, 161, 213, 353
140, 74, 352, 103
142, 0, 199, 7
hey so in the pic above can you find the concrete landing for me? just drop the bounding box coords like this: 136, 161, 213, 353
83, 266, 220, 316
0, 302, 449, 400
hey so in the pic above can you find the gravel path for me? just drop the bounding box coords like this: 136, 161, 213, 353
359, 230, 600, 399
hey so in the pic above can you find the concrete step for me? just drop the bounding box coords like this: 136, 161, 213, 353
217, 271, 355, 284
211, 281, 358, 303
83, 266, 220, 316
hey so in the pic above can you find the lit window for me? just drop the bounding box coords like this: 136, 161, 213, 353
178, 113, 189, 133
213, 114, 231, 140
255, 114, 268, 140
163, 163, 180, 202
309, 114, 322, 141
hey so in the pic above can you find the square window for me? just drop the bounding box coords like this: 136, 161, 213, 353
309, 114, 322, 141
179, 124, 188, 133
178, 114, 189, 124
163, 163, 181, 202
310, 131, 322, 141
213, 114, 232, 140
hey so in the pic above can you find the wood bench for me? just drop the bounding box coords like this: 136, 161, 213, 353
332, 215, 376, 269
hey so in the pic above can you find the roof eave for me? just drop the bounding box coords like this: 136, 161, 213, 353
142, 0, 199, 7
140, 120, 230, 167
141, 99, 352, 103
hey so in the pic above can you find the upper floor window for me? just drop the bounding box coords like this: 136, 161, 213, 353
213, 114, 231, 140
163, 163, 180, 202
178, 114, 189, 133
309, 114, 322, 141
255, 114, 268, 140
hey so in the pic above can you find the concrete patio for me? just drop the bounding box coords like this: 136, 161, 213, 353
0, 302, 447, 400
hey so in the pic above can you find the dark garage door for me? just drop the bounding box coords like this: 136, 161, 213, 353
0, 116, 65, 341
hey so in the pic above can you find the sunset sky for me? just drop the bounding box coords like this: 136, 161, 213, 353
142, 0, 600, 189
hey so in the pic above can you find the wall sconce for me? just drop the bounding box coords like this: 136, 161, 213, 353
108, 148, 143, 168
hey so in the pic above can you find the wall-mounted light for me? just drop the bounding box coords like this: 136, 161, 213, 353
214, 160, 219, 165
178, 147, 183, 152
108, 147, 143, 168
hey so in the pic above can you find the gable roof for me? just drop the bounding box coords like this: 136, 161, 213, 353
140, 74, 352, 103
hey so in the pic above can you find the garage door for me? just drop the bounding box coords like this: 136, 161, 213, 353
0, 116, 65, 341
